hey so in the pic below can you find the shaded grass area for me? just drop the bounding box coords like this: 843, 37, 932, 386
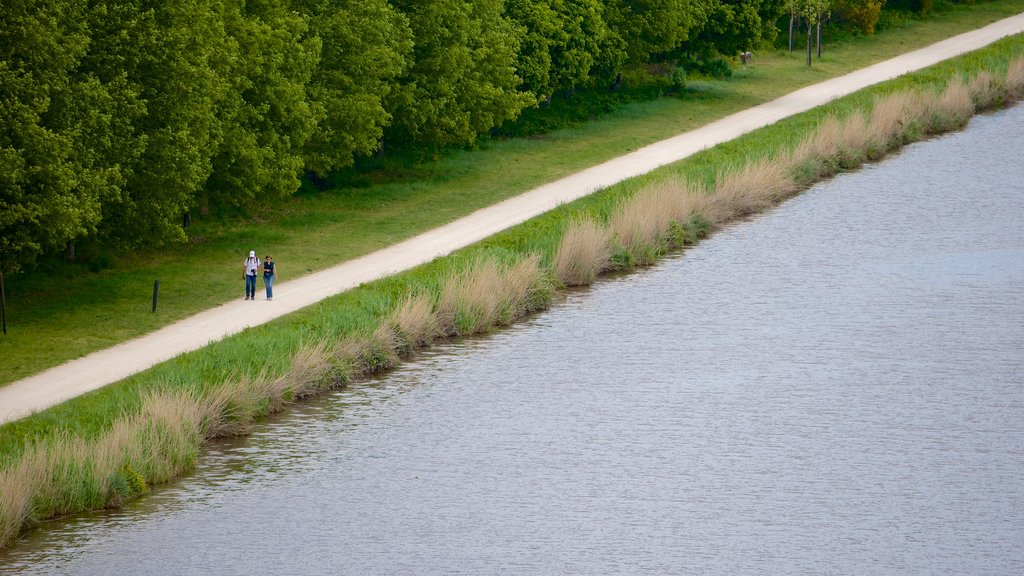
1, 37, 1022, 551
2, 0, 1023, 385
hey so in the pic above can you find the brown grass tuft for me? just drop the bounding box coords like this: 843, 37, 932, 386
554, 218, 614, 286
437, 260, 508, 336
501, 254, 550, 321
610, 189, 670, 263
390, 294, 439, 349
1006, 57, 1024, 100
937, 77, 974, 129
868, 91, 924, 152
711, 157, 797, 221
968, 71, 1007, 110
0, 448, 47, 549
837, 110, 873, 165
281, 338, 340, 398
203, 378, 264, 438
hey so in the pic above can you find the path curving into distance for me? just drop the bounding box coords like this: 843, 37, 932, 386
3, 12, 1023, 425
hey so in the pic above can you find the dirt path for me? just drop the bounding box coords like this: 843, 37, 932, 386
3, 13, 1023, 425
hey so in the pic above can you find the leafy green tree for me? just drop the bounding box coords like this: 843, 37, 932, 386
202, 0, 320, 208
506, 0, 619, 99
834, 0, 884, 35
690, 0, 786, 58
798, 0, 831, 65
84, 0, 230, 247
0, 0, 127, 272
297, 0, 413, 176
386, 0, 533, 149
603, 0, 714, 65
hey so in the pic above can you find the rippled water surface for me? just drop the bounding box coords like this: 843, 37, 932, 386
3, 106, 1023, 575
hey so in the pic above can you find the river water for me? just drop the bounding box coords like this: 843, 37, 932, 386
3, 105, 1023, 575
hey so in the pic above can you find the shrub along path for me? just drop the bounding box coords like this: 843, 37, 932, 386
2, 13, 1023, 425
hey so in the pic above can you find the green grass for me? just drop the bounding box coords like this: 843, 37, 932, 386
2, 0, 1023, 387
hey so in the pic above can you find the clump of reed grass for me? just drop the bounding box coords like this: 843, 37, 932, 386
610, 190, 670, 265
129, 391, 206, 484
936, 77, 974, 130
1006, 57, 1024, 99
285, 338, 348, 396
203, 377, 269, 438
658, 179, 718, 226
788, 115, 844, 180
0, 448, 46, 548
389, 294, 439, 350
501, 254, 552, 322
437, 259, 510, 336
710, 157, 797, 221
867, 91, 928, 155
835, 110, 872, 167
436, 257, 550, 336
554, 218, 614, 286
0, 389, 209, 549
968, 71, 1007, 110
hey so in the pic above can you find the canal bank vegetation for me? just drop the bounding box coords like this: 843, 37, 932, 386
2, 38, 1024, 551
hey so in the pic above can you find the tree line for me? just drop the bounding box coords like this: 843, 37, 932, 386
2, 0, 893, 274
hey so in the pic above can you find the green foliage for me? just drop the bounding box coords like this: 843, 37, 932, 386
385, 0, 534, 149
297, 0, 413, 176
887, 0, 935, 14
88, 0, 228, 248
120, 463, 148, 496
0, 0, 121, 273
506, 0, 618, 98
603, 0, 716, 64
834, 0, 886, 34
202, 0, 320, 209
689, 0, 788, 57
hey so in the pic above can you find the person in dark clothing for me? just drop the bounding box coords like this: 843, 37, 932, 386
262, 255, 277, 300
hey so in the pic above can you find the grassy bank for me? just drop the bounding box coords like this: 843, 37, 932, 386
2, 0, 1023, 386
1, 35, 1022, 550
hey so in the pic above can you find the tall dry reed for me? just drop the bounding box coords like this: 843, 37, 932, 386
390, 294, 439, 350
554, 218, 614, 286
285, 338, 345, 397
710, 157, 797, 220
869, 91, 925, 154
610, 190, 670, 264
437, 259, 509, 336
500, 254, 547, 322
968, 71, 1007, 110
0, 448, 47, 549
788, 115, 844, 179
937, 77, 974, 130
0, 389, 208, 549
1006, 57, 1024, 99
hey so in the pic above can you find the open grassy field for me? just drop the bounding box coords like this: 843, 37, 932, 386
2, 0, 1023, 386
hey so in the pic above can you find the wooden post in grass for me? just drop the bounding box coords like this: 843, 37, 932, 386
1, 271, 7, 334
152, 280, 159, 313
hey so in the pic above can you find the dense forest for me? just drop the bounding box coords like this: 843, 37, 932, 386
1, 0, 898, 274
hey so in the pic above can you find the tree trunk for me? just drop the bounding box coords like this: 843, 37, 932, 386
806, 24, 812, 67
789, 14, 795, 52
817, 17, 823, 59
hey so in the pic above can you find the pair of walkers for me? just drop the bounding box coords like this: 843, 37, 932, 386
243, 250, 277, 300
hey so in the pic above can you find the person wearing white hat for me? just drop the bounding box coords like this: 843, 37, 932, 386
242, 250, 260, 300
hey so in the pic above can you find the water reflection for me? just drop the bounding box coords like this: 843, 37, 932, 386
2, 105, 1022, 575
